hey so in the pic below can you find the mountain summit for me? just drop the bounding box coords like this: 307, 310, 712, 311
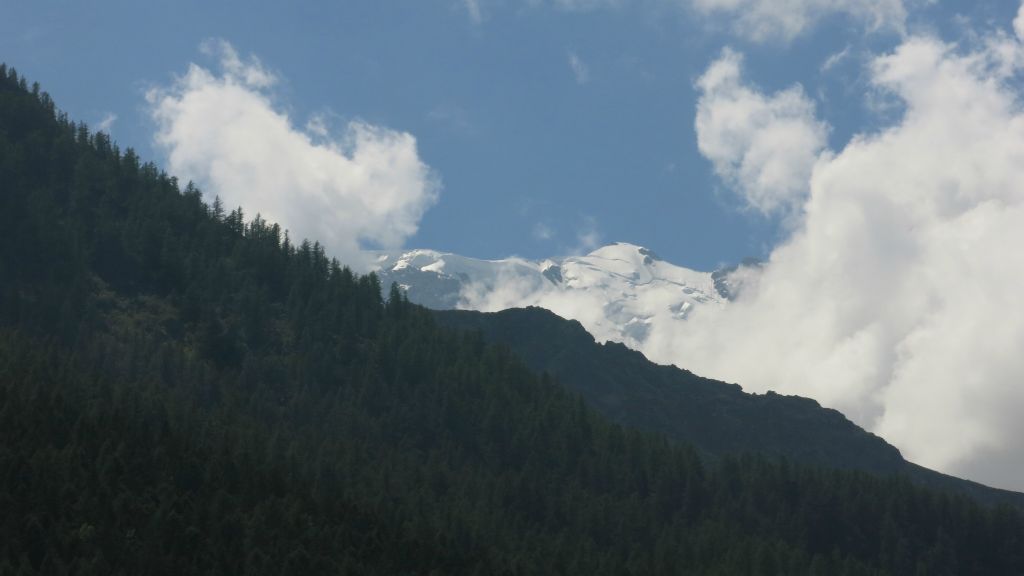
374, 242, 748, 350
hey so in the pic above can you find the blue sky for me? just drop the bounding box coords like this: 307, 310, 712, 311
4, 0, 1010, 269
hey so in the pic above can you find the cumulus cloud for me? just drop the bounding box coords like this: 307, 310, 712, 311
695, 49, 828, 218
662, 16, 1024, 490
147, 40, 439, 270
691, 0, 907, 42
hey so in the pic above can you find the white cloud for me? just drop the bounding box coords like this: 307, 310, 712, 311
695, 48, 828, 218
96, 112, 117, 133
665, 17, 1024, 490
147, 40, 439, 271
568, 51, 590, 84
691, 0, 907, 42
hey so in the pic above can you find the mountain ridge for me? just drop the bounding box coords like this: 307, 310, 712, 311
435, 306, 1024, 508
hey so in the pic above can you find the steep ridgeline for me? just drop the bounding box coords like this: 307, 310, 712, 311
4, 66, 1024, 575
436, 306, 1024, 508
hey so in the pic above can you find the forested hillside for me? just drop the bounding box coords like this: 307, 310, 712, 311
437, 307, 1024, 508
3, 64, 1024, 575
438, 307, 903, 472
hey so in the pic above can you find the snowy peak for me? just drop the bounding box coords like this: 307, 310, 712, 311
567, 243, 717, 294
373, 243, 741, 352
585, 242, 658, 266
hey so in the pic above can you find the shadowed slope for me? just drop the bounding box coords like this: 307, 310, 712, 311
437, 306, 1024, 508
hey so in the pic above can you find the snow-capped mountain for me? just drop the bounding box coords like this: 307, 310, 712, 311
373, 242, 751, 353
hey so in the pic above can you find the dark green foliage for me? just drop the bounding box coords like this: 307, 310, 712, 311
2, 64, 1024, 575
437, 307, 903, 471
436, 307, 1024, 508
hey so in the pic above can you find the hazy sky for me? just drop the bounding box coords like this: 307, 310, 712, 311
6, 1, 1024, 491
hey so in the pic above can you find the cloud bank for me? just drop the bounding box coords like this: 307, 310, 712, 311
666, 11, 1024, 490
147, 40, 439, 270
